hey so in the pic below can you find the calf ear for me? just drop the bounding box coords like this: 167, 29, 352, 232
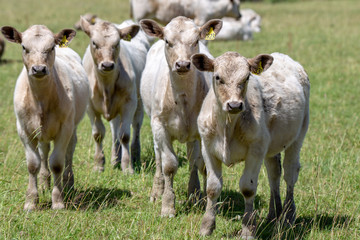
140, 19, 164, 39
80, 16, 92, 36
54, 29, 76, 46
1, 26, 22, 44
118, 25, 140, 41
248, 54, 273, 75
191, 54, 214, 72
199, 19, 223, 40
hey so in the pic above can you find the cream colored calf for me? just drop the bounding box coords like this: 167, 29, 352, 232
140, 17, 222, 217
81, 18, 148, 173
192, 52, 309, 238
1, 25, 89, 210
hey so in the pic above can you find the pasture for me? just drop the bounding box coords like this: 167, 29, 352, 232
0, 0, 359, 239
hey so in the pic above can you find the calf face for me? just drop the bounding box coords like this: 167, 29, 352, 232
1, 25, 75, 78
192, 52, 273, 113
80, 17, 139, 73
140, 16, 222, 75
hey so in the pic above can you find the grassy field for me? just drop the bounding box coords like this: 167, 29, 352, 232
0, 0, 359, 239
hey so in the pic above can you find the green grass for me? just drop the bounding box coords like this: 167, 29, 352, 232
0, 0, 359, 239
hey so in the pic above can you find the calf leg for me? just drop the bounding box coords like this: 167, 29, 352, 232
283, 142, 302, 225
186, 140, 201, 201
110, 116, 121, 167
88, 107, 106, 172
22, 140, 41, 211
50, 124, 73, 210
38, 142, 51, 192
283, 114, 308, 225
150, 141, 164, 202
131, 97, 144, 168
264, 154, 282, 222
199, 144, 222, 236
152, 118, 177, 217
63, 130, 77, 190
239, 148, 265, 239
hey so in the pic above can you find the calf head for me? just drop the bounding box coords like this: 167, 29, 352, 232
140, 16, 222, 76
192, 52, 273, 114
80, 17, 139, 73
1, 25, 76, 79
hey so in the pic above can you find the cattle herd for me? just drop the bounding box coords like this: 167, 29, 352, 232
0, 0, 310, 239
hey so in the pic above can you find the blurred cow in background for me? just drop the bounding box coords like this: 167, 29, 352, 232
131, 0, 241, 25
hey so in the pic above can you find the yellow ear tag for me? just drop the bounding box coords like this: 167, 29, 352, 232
59, 35, 69, 48
205, 27, 216, 41
253, 61, 263, 75
91, 17, 96, 24
124, 33, 132, 42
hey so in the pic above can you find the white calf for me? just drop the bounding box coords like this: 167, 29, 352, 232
1, 25, 89, 210
192, 52, 309, 238
81, 18, 148, 173
140, 16, 222, 217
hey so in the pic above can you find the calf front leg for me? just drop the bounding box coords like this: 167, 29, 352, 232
110, 116, 121, 168
150, 141, 164, 202
22, 139, 41, 211
50, 123, 74, 210
199, 144, 222, 236
38, 142, 51, 192
239, 147, 265, 239
152, 118, 177, 217
88, 107, 106, 172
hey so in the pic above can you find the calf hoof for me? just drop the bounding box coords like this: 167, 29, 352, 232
161, 208, 176, 218
93, 165, 105, 172
240, 225, 255, 240
199, 212, 216, 236
24, 201, 37, 211
52, 202, 65, 210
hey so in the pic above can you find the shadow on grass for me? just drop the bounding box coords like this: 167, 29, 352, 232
63, 186, 132, 210
255, 214, 353, 239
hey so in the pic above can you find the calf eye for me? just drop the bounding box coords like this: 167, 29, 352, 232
92, 41, 98, 49
22, 45, 29, 53
215, 75, 224, 84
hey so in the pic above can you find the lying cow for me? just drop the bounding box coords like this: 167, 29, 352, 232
191, 52, 310, 238
80, 17, 148, 173
1, 25, 89, 210
216, 17, 253, 41
131, 0, 240, 25
139, 16, 222, 217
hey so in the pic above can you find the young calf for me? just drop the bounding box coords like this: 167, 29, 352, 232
140, 17, 222, 217
1, 25, 89, 210
81, 18, 148, 173
192, 52, 310, 238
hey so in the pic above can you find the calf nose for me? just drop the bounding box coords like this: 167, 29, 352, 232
31, 65, 47, 76
227, 101, 244, 113
175, 61, 191, 72
101, 62, 115, 71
